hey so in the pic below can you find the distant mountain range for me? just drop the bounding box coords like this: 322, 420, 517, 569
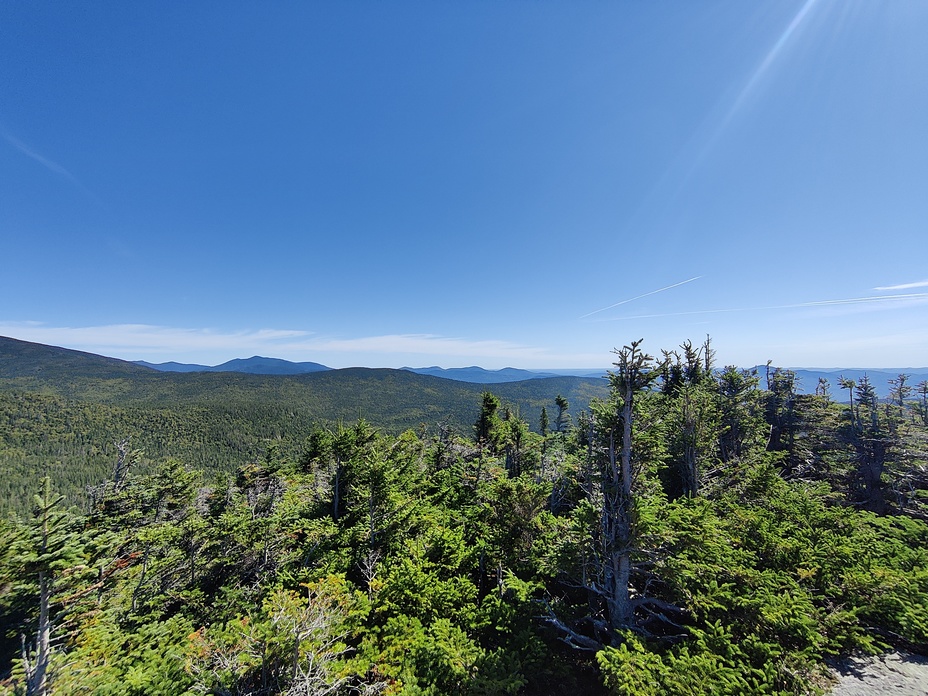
2, 333, 924, 518
0, 336, 612, 441
3, 335, 924, 396
401, 366, 562, 383
135, 357, 607, 384
133, 356, 928, 397
776, 368, 928, 400
135, 356, 330, 375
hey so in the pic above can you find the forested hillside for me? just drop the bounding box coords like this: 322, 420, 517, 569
0, 336, 607, 514
1, 337, 927, 694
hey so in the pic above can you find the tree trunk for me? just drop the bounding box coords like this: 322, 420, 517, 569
599, 387, 636, 636
25, 573, 51, 696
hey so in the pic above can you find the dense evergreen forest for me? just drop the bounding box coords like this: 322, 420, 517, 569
0, 336, 608, 515
2, 337, 928, 694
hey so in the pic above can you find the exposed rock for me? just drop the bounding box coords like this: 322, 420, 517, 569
830, 652, 928, 695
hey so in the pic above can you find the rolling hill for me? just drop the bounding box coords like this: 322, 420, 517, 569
0, 336, 609, 513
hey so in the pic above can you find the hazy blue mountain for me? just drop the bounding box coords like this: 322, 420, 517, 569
135, 360, 211, 372
401, 366, 563, 383
757, 366, 928, 400
135, 356, 331, 375
540, 368, 610, 379
206, 356, 331, 374
138, 359, 611, 382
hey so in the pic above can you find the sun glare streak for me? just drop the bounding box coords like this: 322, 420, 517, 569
723, 0, 819, 130
619, 0, 823, 236
682, 0, 820, 182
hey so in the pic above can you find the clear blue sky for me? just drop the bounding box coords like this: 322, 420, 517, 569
2, 1, 927, 369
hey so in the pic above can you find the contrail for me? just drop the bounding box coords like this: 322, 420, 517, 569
874, 280, 928, 291
591, 293, 928, 321
579, 276, 702, 319
798, 293, 928, 307
1, 124, 102, 205
2, 129, 73, 177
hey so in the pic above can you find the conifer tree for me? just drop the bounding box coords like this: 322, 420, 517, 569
888, 373, 911, 408
659, 340, 718, 497
716, 365, 761, 464
17, 477, 82, 696
917, 380, 928, 425
548, 340, 674, 648
474, 391, 501, 451
838, 376, 857, 430
554, 394, 570, 433
603, 340, 658, 633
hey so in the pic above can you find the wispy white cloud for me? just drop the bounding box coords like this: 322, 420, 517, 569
579, 276, 702, 319
734, 326, 928, 370
0, 323, 309, 351
874, 280, 928, 291
0, 322, 603, 368
307, 334, 536, 358
594, 293, 928, 321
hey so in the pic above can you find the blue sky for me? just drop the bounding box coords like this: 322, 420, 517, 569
2, 1, 927, 369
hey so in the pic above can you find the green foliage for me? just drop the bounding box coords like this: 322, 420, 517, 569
52, 614, 194, 696
0, 337, 609, 514
1, 338, 928, 695
598, 629, 757, 696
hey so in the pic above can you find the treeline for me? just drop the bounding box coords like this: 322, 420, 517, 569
1, 338, 927, 695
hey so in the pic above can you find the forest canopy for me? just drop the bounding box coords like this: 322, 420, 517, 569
1, 337, 927, 695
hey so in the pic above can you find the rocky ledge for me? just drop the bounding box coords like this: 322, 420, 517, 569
830, 652, 928, 695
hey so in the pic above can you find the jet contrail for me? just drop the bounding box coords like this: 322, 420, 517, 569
590, 292, 928, 321
874, 280, 928, 292
1, 125, 102, 205
579, 276, 702, 319
2, 129, 72, 178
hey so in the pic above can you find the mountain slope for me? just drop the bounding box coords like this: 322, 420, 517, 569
0, 336, 606, 427
1, 335, 156, 379
0, 336, 610, 512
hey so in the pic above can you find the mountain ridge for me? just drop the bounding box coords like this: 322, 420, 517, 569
3, 335, 925, 396
134, 354, 602, 383
0, 335, 610, 432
